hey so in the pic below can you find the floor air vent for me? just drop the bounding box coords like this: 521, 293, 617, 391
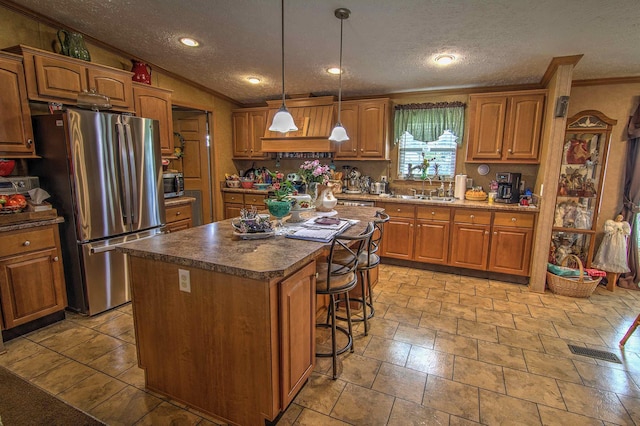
567, 345, 622, 363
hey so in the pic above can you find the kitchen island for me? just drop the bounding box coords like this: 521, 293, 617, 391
118, 205, 380, 426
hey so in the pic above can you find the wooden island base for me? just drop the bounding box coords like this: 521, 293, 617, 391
129, 257, 316, 426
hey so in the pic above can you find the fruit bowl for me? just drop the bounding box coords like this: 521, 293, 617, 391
239, 178, 254, 189
253, 183, 270, 190
226, 180, 241, 188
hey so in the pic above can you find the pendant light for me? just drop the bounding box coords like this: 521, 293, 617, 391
269, 0, 298, 133
329, 7, 350, 143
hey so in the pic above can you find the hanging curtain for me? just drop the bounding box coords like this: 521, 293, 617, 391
618, 103, 640, 290
393, 102, 465, 145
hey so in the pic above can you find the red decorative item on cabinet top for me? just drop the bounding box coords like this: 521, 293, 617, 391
0, 160, 15, 177
131, 60, 152, 85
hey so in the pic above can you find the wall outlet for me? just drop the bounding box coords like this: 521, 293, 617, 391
178, 269, 191, 293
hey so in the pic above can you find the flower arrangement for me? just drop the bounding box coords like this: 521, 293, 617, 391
298, 160, 331, 184
268, 171, 296, 201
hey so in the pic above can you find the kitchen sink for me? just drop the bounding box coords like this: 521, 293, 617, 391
394, 195, 456, 202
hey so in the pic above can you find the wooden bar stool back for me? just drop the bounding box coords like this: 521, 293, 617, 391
316, 222, 375, 379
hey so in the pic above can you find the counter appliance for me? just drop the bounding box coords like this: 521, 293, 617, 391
31, 109, 165, 315
495, 172, 521, 204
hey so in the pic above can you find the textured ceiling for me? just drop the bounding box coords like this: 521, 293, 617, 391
8, 0, 640, 105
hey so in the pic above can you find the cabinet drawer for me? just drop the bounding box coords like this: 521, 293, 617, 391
223, 192, 244, 204
245, 194, 266, 206
416, 206, 451, 221
494, 212, 535, 228
453, 209, 492, 225
166, 204, 192, 223
0, 226, 56, 258
378, 203, 415, 218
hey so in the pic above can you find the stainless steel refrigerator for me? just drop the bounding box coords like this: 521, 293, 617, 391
31, 109, 165, 315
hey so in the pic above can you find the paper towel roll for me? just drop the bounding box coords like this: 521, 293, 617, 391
454, 175, 467, 199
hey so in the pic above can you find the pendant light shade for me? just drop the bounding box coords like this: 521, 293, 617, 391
329, 7, 350, 143
269, 0, 298, 133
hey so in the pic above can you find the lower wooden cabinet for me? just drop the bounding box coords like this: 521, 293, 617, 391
165, 200, 193, 233
449, 209, 492, 271
414, 206, 451, 264
0, 224, 66, 330
223, 191, 267, 219
488, 212, 535, 276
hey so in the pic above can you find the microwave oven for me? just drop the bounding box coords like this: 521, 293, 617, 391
162, 172, 184, 199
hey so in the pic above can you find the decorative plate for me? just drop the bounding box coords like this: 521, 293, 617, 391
477, 164, 490, 176
233, 229, 275, 240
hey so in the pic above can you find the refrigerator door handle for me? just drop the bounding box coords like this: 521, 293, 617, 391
116, 122, 132, 225
124, 123, 139, 225
89, 232, 160, 254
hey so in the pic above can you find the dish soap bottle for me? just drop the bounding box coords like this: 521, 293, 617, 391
438, 182, 445, 197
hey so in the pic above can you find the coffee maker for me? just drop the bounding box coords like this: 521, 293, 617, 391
495, 172, 521, 203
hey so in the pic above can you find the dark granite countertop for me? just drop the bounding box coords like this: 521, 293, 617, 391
0, 216, 64, 232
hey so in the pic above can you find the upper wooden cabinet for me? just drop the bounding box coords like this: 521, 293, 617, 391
334, 99, 389, 160
232, 108, 269, 159
0, 52, 35, 158
466, 90, 546, 163
5, 45, 134, 111
133, 83, 174, 157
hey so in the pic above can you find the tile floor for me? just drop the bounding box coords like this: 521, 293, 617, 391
3, 263, 640, 425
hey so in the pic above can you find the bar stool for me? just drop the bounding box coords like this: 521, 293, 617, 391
335, 211, 390, 335
620, 313, 640, 348
316, 222, 375, 379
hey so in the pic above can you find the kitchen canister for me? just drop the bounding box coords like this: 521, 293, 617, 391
454, 175, 467, 199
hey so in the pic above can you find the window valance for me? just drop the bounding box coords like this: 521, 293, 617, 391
393, 102, 465, 145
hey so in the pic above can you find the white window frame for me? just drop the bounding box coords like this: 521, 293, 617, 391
397, 130, 458, 180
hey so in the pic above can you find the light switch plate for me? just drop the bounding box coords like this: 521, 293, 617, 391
178, 269, 191, 293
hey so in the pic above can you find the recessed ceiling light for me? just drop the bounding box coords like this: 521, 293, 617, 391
327, 67, 342, 75
247, 77, 261, 84
434, 54, 455, 65
180, 37, 200, 47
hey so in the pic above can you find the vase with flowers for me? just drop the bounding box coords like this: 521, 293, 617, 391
298, 160, 331, 200
265, 171, 295, 233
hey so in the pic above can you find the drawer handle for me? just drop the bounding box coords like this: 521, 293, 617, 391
23, 240, 30, 246
511, 217, 517, 222
494, 231, 497, 235
53, 256, 59, 262
176, 211, 182, 216
397, 208, 401, 212
470, 215, 475, 219
431, 211, 435, 215
27, 139, 33, 147
485, 231, 489, 235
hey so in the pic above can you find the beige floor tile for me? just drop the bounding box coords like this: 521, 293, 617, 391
478, 389, 541, 425
407, 296, 442, 314
423, 375, 479, 422
116, 328, 137, 345
89, 384, 162, 425
57, 371, 128, 412
376, 292, 411, 308
449, 415, 482, 425
35, 324, 102, 352
557, 381, 634, 424
566, 311, 615, 332
459, 276, 490, 287
522, 350, 582, 383
553, 322, 607, 346
60, 333, 126, 364
87, 342, 138, 377
574, 359, 640, 397
513, 314, 559, 337
277, 402, 303, 426
497, 327, 544, 352
433, 272, 461, 282
397, 284, 430, 298
527, 304, 571, 323
295, 407, 351, 425
434, 331, 478, 358
331, 382, 395, 426
577, 303, 624, 322
365, 316, 400, 339
22, 320, 81, 343
8, 347, 69, 379
92, 312, 134, 338
30, 359, 96, 395
372, 362, 427, 403
419, 313, 458, 334
293, 372, 347, 414
363, 336, 411, 366
393, 324, 436, 348
458, 294, 493, 310
474, 286, 508, 300
0, 337, 47, 368
415, 277, 446, 290
477, 341, 526, 370
538, 334, 596, 363
492, 299, 530, 315
444, 281, 477, 295
440, 302, 476, 321
387, 398, 450, 426
618, 394, 640, 426
537, 405, 605, 426
475, 308, 515, 329
453, 356, 505, 393
338, 352, 382, 387
375, 281, 403, 293
387, 274, 419, 285
383, 305, 422, 327
428, 289, 460, 304
539, 295, 582, 312
406, 345, 454, 379
507, 291, 544, 306
457, 318, 498, 343
136, 401, 202, 425
117, 365, 146, 389
116, 303, 133, 315
67, 310, 125, 329
503, 367, 565, 408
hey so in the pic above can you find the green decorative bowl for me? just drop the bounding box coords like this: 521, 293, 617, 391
265, 199, 291, 219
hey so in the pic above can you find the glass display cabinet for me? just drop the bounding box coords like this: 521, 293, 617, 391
550, 110, 617, 267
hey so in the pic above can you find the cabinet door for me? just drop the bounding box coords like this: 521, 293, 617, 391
380, 217, 414, 260
232, 112, 250, 158
133, 84, 174, 156
249, 110, 268, 158
358, 101, 387, 158
503, 94, 544, 162
334, 102, 359, 158
224, 204, 243, 219
33, 54, 88, 101
489, 226, 533, 275
0, 57, 35, 156
467, 96, 507, 161
279, 261, 315, 408
449, 223, 490, 270
165, 219, 192, 233
87, 67, 134, 110
0, 248, 65, 329
415, 220, 449, 264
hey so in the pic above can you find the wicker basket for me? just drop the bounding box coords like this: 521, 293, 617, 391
546, 254, 601, 297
